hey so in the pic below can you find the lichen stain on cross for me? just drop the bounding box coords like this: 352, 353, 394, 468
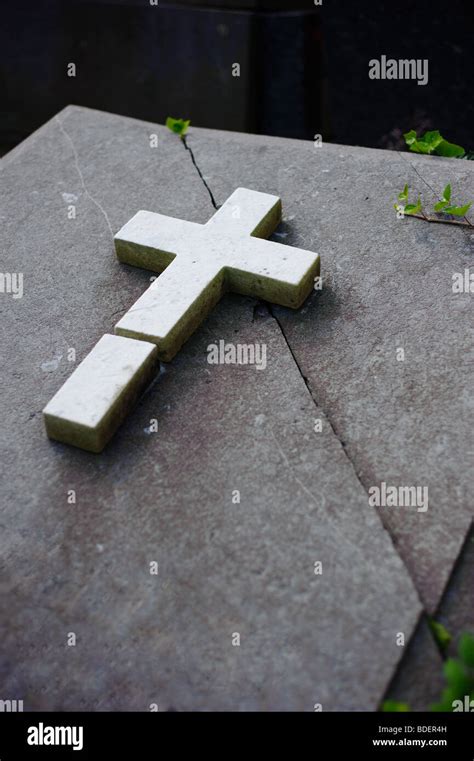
43, 188, 320, 452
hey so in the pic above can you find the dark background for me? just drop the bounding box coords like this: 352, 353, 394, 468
1, 0, 473, 155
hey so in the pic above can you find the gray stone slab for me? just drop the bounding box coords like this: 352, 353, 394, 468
185, 127, 474, 612
0, 106, 420, 710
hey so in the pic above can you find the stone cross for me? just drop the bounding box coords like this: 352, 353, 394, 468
43, 188, 320, 452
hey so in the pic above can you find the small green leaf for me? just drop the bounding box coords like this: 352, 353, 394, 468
423, 130, 444, 149
404, 130, 442, 155
434, 200, 448, 212
435, 140, 465, 158
431, 685, 460, 712
443, 184, 452, 202
444, 658, 471, 695
403, 130, 417, 146
404, 197, 422, 215
429, 632, 474, 711
409, 140, 435, 155
404, 130, 465, 158
459, 633, 474, 668
442, 202, 472, 216
429, 619, 452, 654
382, 700, 410, 712
165, 117, 191, 137
398, 184, 409, 202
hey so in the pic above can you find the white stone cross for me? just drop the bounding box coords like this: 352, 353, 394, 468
43, 188, 320, 452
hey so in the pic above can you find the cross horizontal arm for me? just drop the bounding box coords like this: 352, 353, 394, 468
115, 210, 202, 272
225, 237, 320, 308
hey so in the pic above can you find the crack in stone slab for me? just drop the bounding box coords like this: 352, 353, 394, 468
182, 135, 218, 210
396, 150, 440, 198
266, 421, 404, 572
55, 115, 114, 238
269, 303, 435, 676
268, 308, 427, 615
271, 303, 393, 496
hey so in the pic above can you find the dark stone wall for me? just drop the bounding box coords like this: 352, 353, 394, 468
1, 0, 472, 154
322, 0, 474, 151
0, 0, 322, 153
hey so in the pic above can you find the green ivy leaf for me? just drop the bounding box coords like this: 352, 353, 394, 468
444, 658, 471, 696
404, 129, 465, 158
382, 700, 410, 712
404, 197, 422, 215
409, 140, 435, 155
165, 117, 191, 137
433, 185, 452, 212
435, 140, 465, 158
431, 685, 460, 712
459, 633, 474, 668
423, 130, 444, 150
403, 130, 417, 146
429, 619, 452, 655
442, 202, 472, 216
398, 184, 409, 202
404, 130, 442, 154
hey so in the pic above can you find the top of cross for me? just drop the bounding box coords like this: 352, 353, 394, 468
114, 187, 320, 361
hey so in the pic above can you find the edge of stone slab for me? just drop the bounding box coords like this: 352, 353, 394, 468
0, 105, 173, 168
4, 105, 474, 177
185, 123, 474, 173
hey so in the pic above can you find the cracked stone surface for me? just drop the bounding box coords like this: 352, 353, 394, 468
0, 105, 422, 710
185, 127, 474, 614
